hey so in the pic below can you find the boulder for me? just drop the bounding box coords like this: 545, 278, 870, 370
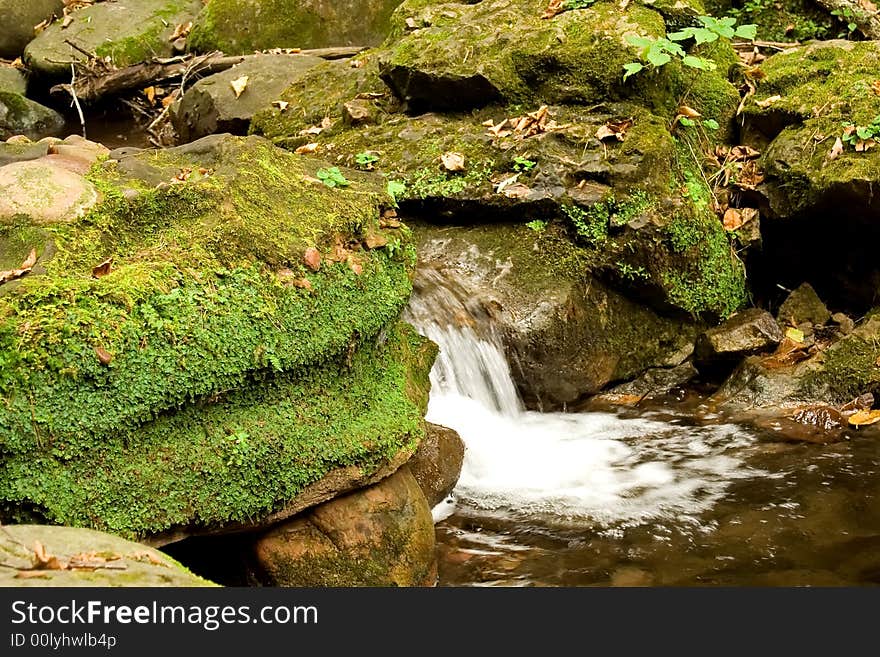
0, 66, 27, 95
0, 0, 63, 59
776, 282, 831, 327
0, 525, 215, 587
0, 134, 434, 542
252, 467, 436, 586
409, 222, 703, 408
189, 0, 406, 54
596, 362, 699, 404
408, 422, 464, 507
171, 54, 323, 143
742, 41, 880, 312
0, 159, 98, 224
695, 308, 783, 370
24, 0, 203, 79
0, 91, 64, 141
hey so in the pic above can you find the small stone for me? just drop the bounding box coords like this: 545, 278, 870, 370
831, 312, 854, 335
342, 98, 375, 126
777, 282, 831, 326
695, 308, 784, 369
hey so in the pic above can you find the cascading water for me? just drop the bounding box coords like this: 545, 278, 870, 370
405, 267, 760, 529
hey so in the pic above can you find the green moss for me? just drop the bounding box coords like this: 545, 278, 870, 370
0, 136, 414, 455
0, 323, 435, 538
726, 0, 835, 41
799, 316, 880, 403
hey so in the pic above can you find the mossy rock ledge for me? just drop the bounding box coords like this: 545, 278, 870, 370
0, 133, 435, 542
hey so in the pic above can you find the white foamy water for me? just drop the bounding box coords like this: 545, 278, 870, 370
406, 268, 760, 528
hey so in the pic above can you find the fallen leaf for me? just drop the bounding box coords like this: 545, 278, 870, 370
762, 336, 812, 368
95, 346, 113, 365
729, 145, 761, 161
791, 405, 843, 430
841, 393, 874, 412
722, 208, 744, 231
277, 269, 313, 290
294, 142, 318, 155
92, 257, 113, 278
272, 100, 289, 112
130, 550, 166, 566
441, 152, 466, 172
502, 182, 532, 199
33, 541, 65, 571
828, 137, 844, 161
541, 0, 565, 18
855, 139, 876, 153
62, 15, 74, 28
595, 118, 633, 142
230, 75, 249, 98
169, 21, 192, 42
755, 95, 782, 108
15, 570, 52, 579
677, 105, 702, 119
364, 231, 388, 249
848, 409, 880, 427
785, 327, 805, 343
20, 248, 36, 270
872, 80, 880, 96
0, 248, 37, 285
303, 247, 322, 272
858, 0, 877, 11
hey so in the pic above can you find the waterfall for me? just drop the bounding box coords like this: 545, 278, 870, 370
404, 267, 758, 528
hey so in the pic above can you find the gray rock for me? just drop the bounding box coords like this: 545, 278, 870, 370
0, 525, 215, 587
0, 66, 27, 95
0, 158, 99, 224
0, 91, 64, 141
409, 423, 464, 507
604, 362, 698, 399
171, 54, 322, 143
777, 282, 831, 327
24, 0, 203, 79
695, 308, 783, 369
0, 0, 63, 59
0, 139, 50, 166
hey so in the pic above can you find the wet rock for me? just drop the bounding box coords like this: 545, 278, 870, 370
24, 0, 203, 79
189, 0, 405, 54
0, 138, 51, 166
0, 66, 27, 96
0, 159, 98, 224
0, 525, 215, 587
777, 282, 831, 327
600, 362, 699, 402
0, 91, 64, 141
695, 308, 783, 371
411, 222, 702, 409
252, 467, 436, 586
170, 54, 323, 143
409, 422, 464, 507
0, 0, 63, 59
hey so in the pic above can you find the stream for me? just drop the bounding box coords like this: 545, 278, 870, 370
405, 270, 880, 587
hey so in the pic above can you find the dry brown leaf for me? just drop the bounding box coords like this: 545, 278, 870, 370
33, 541, 65, 571
230, 75, 249, 98
722, 208, 744, 231
272, 100, 290, 112
541, 0, 565, 18
144, 86, 157, 104
855, 139, 876, 153
95, 346, 113, 365
294, 142, 318, 155
828, 137, 845, 161
15, 570, 52, 579
502, 182, 532, 199
841, 393, 874, 412
595, 118, 633, 142
858, 0, 878, 11
677, 105, 702, 119
303, 247, 322, 272
440, 151, 466, 172
729, 145, 761, 161
848, 409, 880, 427
0, 248, 37, 285
872, 80, 880, 96
92, 257, 113, 278
364, 231, 388, 249
169, 21, 192, 42
755, 94, 783, 108
20, 248, 36, 270
277, 269, 313, 290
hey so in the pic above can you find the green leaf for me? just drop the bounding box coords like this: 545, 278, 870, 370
386, 179, 406, 204
734, 24, 758, 40
702, 119, 720, 130
625, 34, 654, 49
681, 55, 717, 71
678, 117, 696, 127
667, 29, 693, 42
646, 47, 671, 68
622, 62, 644, 81
857, 126, 873, 140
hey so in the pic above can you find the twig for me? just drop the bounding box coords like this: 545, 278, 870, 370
69, 63, 87, 138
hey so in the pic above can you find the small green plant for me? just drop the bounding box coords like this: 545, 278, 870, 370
623, 16, 756, 81
525, 219, 547, 232
678, 117, 720, 130
830, 7, 859, 34
513, 156, 537, 172
386, 179, 406, 205
226, 430, 251, 467
841, 115, 880, 148
562, 0, 596, 9
316, 167, 350, 188
355, 152, 380, 169
616, 261, 649, 281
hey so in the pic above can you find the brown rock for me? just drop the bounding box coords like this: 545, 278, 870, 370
776, 282, 831, 327
252, 466, 436, 587
695, 308, 783, 370
0, 160, 99, 224
409, 423, 464, 507
342, 98, 375, 126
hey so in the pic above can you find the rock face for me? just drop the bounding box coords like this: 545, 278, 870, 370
743, 41, 880, 312
24, 0, 203, 78
189, 0, 405, 54
408, 423, 464, 507
171, 54, 323, 143
0, 133, 434, 542
695, 308, 783, 372
0, 525, 215, 587
0, 66, 28, 95
410, 222, 702, 408
0, 91, 64, 141
0, 0, 63, 58
252, 467, 436, 586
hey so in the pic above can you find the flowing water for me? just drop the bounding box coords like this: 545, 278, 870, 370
405, 269, 880, 587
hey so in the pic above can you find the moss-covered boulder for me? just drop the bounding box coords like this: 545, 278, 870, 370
0, 0, 63, 59
378, 0, 738, 115
0, 525, 216, 587
24, 0, 203, 79
189, 0, 406, 54
0, 66, 27, 96
0, 91, 64, 141
742, 41, 880, 312
0, 133, 434, 540
252, 466, 436, 586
